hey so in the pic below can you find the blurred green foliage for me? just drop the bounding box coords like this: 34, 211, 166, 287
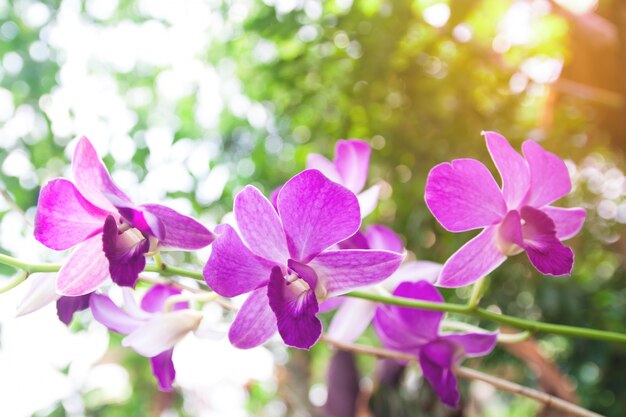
0, 0, 624, 416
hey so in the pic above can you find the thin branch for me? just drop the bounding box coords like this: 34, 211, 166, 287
321, 336, 604, 417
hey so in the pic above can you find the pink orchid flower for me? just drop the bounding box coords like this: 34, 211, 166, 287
425, 131, 586, 287
307, 139, 381, 217
90, 285, 210, 391
34, 137, 215, 295
374, 280, 498, 408
204, 170, 403, 350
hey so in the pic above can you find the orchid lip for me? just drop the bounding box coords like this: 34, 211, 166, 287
495, 237, 523, 256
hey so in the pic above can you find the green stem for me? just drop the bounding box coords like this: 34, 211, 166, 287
467, 276, 488, 310
153, 252, 164, 271
345, 291, 626, 344
0, 253, 62, 273
144, 263, 204, 280
0, 270, 29, 294
0, 253, 624, 344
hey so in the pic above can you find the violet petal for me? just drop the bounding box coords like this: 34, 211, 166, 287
150, 349, 176, 392
228, 286, 277, 349
308, 249, 403, 296
56, 293, 92, 325
102, 216, 149, 288
56, 233, 111, 296
203, 224, 274, 297
278, 169, 361, 263
234, 185, 289, 264
484, 131, 530, 209
267, 267, 322, 350
542, 206, 586, 240
90, 293, 146, 334
142, 203, 215, 250
419, 340, 460, 408
522, 140, 572, 207
334, 139, 371, 194
141, 284, 185, 313
520, 206, 574, 276
425, 159, 507, 232
438, 227, 507, 288
72, 136, 133, 212
34, 179, 109, 250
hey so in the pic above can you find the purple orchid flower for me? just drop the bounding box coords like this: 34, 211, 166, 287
425, 131, 586, 287
34, 136, 215, 296
15, 272, 92, 325
307, 139, 381, 217
373, 280, 498, 408
203, 169, 403, 350
326, 224, 443, 343
90, 284, 206, 391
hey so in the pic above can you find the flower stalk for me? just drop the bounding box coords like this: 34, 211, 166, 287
0, 270, 30, 294
0, 253, 624, 345
466, 276, 488, 310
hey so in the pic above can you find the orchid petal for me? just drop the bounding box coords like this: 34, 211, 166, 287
15, 273, 58, 317
34, 179, 109, 250
382, 261, 443, 290
150, 349, 176, 392
337, 231, 369, 250
392, 281, 444, 339
56, 294, 92, 325
438, 227, 507, 287
498, 210, 524, 248
319, 297, 344, 313
520, 206, 574, 276
327, 298, 376, 343
522, 140, 571, 207
141, 284, 185, 313
334, 139, 371, 194
357, 184, 380, 218
419, 341, 460, 408
112, 202, 165, 240
306, 153, 342, 183
90, 293, 146, 334
122, 310, 203, 357
425, 159, 507, 232
72, 136, 132, 212
278, 170, 361, 262
203, 224, 274, 297
234, 185, 289, 264
57, 234, 111, 296
308, 249, 403, 296
364, 225, 404, 253
374, 304, 429, 351
142, 204, 215, 250
122, 287, 152, 320
484, 131, 530, 209
102, 216, 149, 288
542, 206, 586, 240
439, 332, 498, 358
228, 287, 277, 349
269, 185, 282, 211
268, 267, 322, 349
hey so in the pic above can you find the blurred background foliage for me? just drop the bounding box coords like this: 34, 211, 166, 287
0, 0, 625, 416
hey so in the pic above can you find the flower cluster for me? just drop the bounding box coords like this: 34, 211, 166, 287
21, 132, 584, 408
